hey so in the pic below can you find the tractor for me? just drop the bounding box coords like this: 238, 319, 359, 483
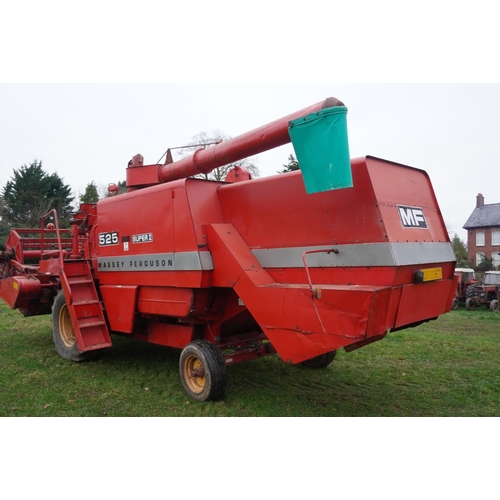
452, 268, 477, 309
466, 271, 500, 312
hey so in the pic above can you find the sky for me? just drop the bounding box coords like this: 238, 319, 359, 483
1, 83, 499, 242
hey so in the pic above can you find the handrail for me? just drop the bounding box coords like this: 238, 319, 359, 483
40, 210, 73, 304
40, 209, 65, 270
302, 248, 340, 335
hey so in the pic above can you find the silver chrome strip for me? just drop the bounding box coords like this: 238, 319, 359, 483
252, 242, 455, 268
97, 251, 214, 272
97, 243, 454, 273
390, 242, 456, 267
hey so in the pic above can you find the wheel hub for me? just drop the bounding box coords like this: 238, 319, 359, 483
183, 354, 206, 394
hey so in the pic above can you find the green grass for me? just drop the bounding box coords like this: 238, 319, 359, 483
1, 301, 499, 417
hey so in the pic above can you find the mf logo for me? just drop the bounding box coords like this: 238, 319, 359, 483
398, 205, 428, 229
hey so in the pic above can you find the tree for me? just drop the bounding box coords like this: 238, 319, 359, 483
278, 153, 300, 174
97, 180, 127, 198
451, 233, 469, 268
75, 181, 127, 206
0, 160, 74, 228
110, 181, 127, 196
177, 130, 259, 181
0, 224, 8, 250
477, 255, 495, 273
0, 209, 9, 250
79, 181, 100, 204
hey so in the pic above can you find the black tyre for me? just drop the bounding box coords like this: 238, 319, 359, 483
179, 340, 227, 402
51, 291, 90, 362
465, 298, 475, 311
301, 350, 337, 369
490, 300, 499, 312
451, 298, 459, 310
465, 285, 475, 300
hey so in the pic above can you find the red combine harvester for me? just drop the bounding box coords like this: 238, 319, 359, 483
0, 98, 457, 401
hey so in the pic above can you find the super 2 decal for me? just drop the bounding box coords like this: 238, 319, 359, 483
133, 233, 153, 244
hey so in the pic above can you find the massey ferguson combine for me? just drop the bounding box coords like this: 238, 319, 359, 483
0, 97, 457, 401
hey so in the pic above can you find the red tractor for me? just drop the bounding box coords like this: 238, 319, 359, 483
0, 97, 458, 401
466, 271, 500, 312
452, 268, 477, 309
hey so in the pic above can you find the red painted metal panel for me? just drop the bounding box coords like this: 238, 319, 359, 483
365, 156, 449, 243
205, 222, 398, 363
95, 179, 226, 290
217, 160, 384, 249
39, 258, 63, 276
137, 287, 194, 317
205, 224, 275, 288
147, 322, 195, 349
235, 276, 392, 363
100, 285, 138, 333
0, 276, 41, 309
266, 267, 397, 287
185, 179, 224, 245
126, 164, 161, 189
97, 182, 177, 257
96, 180, 209, 289
395, 280, 455, 328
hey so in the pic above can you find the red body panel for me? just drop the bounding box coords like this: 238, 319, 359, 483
95, 179, 222, 289
100, 285, 138, 333
0, 276, 41, 310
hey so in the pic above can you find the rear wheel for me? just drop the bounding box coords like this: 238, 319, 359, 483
51, 291, 90, 362
465, 284, 476, 300
301, 350, 337, 369
179, 340, 227, 402
465, 298, 475, 311
490, 300, 499, 312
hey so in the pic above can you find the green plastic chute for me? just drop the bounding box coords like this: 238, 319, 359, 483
288, 106, 352, 194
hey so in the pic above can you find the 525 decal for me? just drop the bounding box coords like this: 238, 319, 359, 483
99, 232, 119, 247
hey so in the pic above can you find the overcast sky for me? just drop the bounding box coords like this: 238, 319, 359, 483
1, 83, 498, 242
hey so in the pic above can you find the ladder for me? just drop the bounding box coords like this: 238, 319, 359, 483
60, 260, 112, 352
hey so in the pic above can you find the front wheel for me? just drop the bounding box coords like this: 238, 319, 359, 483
301, 350, 337, 369
51, 291, 90, 362
179, 340, 227, 402
490, 300, 500, 312
451, 298, 459, 310
465, 298, 475, 311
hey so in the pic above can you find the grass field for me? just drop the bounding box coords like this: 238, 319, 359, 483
1, 301, 499, 417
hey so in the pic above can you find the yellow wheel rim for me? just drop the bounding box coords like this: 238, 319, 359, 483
59, 303, 76, 348
183, 354, 206, 395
